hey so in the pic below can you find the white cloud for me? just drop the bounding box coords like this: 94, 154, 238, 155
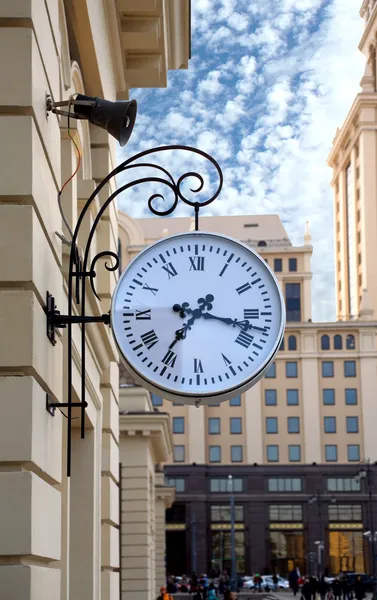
119, 0, 365, 322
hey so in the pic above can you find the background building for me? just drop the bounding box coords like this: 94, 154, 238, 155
118, 211, 377, 577
0, 2, 189, 600
328, 0, 377, 321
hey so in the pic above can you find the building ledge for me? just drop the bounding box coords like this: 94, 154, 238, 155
119, 410, 173, 461
115, 0, 190, 96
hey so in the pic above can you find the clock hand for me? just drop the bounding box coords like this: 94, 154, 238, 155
201, 312, 266, 333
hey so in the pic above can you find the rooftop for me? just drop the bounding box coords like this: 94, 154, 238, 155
134, 214, 293, 248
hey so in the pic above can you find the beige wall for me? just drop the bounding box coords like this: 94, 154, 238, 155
0, 1, 189, 599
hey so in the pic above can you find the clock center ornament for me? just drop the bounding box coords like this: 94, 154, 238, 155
45, 145, 285, 474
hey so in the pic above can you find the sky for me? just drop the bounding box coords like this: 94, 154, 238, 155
117, 0, 365, 322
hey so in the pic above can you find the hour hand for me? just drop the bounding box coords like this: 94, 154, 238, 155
168, 327, 186, 349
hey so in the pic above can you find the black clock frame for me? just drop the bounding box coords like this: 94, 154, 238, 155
45, 145, 223, 476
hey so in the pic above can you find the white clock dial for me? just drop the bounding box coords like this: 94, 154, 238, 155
111, 231, 285, 405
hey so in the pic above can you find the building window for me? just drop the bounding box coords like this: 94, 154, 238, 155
268, 478, 302, 492
174, 445, 185, 462
265, 389, 277, 406
321, 335, 330, 350
210, 478, 244, 493
346, 334, 355, 350
173, 417, 185, 434
267, 445, 279, 462
265, 363, 276, 378
348, 444, 360, 462
151, 393, 163, 406
327, 477, 361, 492
280, 338, 285, 351
230, 396, 241, 406
324, 416, 336, 433
325, 444, 338, 462
285, 283, 301, 322
166, 478, 185, 493
323, 389, 335, 405
230, 417, 242, 434
288, 417, 300, 434
266, 417, 278, 434
209, 417, 221, 434
289, 445, 301, 462
346, 416, 359, 433
289, 258, 297, 272
344, 360, 356, 377
269, 505, 303, 521
231, 445, 243, 462
287, 389, 299, 406
288, 335, 297, 351
211, 505, 244, 522
345, 389, 357, 405
322, 361, 334, 377
286, 361, 298, 378
209, 446, 221, 463
329, 504, 362, 522
274, 258, 282, 272
334, 334, 343, 350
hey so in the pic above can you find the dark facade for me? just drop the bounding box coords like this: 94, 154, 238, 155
164, 463, 377, 578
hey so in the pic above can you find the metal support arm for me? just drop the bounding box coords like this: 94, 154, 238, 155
45, 145, 222, 477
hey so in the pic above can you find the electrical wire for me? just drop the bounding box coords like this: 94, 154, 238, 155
57, 93, 82, 241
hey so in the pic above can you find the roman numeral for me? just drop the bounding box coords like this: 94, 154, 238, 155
235, 331, 254, 349
244, 309, 259, 319
136, 309, 151, 320
194, 358, 204, 373
222, 353, 232, 366
189, 256, 205, 271
143, 283, 158, 295
162, 350, 177, 368
236, 282, 251, 295
162, 262, 178, 279
140, 329, 159, 350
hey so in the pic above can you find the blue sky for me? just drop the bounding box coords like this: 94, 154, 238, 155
118, 0, 365, 322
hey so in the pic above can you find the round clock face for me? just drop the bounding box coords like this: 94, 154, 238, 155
111, 231, 285, 405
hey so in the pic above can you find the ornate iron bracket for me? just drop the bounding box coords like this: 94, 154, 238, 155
45, 145, 223, 476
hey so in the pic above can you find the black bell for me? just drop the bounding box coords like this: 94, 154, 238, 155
74, 94, 137, 147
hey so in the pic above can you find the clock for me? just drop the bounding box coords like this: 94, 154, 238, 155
111, 231, 285, 405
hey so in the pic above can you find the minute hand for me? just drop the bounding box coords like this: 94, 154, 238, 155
201, 312, 266, 332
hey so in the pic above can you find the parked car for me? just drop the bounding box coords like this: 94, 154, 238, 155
342, 572, 374, 592
243, 575, 289, 590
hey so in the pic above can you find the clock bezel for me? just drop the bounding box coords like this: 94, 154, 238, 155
111, 230, 286, 405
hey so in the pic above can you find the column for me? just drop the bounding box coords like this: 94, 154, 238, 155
155, 472, 175, 597
301, 332, 322, 463
359, 331, 377, 461
245, 381, 263, 463
120, 435, 153, 600
187, 405, 205, 463
101, 363, 120, 600
0, 2, 63, 597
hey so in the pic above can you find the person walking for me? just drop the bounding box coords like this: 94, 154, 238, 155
157, 587, 173, 600
341, 576, 350, 600
302, 578, 312, 600
289, 568, 300, 597
309, 575, 317, 600
333, 579, 342, 600
318, 576, 329, 600
354, 576, 366, 600
208, 582, 218, 599
273, 574, 279, 591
